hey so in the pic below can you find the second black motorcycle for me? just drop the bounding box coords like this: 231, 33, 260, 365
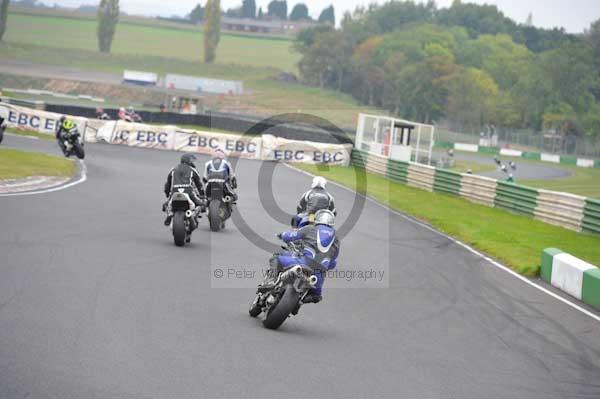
205, 178, 233, 232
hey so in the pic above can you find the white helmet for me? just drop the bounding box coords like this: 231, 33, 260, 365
311, 176, 327, 189
315, 209, 335, 226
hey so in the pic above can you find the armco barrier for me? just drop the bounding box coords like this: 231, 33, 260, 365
407, 163, 435, 191
540, 248, 600, 310
459, 174, 497, 206
386, 159, 409, 184
433, 169, 462, 196
534, 190, 586, 232
583, 199, 600, 235
364, 152, 389, 176
494, 182, 538, 217
350, 149, 599, 235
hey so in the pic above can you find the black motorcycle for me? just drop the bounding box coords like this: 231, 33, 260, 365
166, 191, 200, 247
206, 178, 233, 232
249, 242, 320, 330
59, 127, 85, 159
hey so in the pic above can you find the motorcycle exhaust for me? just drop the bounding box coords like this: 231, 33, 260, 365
224, 195, 232, 203
280, 266, 303, 283
185, 210, 193, 218
308, 275, 318, 287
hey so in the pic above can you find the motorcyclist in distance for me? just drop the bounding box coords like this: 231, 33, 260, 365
55, 116, 75, 155
163, 153, 206, 226
293, 176, 336, 227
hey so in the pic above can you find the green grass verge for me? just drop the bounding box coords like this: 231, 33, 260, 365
6, 127, 55, 141
450, 161, 496, 174
521, 165, 600, 199
296, 164, 600, 276
0, 147, 75, 179
5, 13, 299, 72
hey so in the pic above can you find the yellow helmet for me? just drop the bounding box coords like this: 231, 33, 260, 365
62, 119, 75, 130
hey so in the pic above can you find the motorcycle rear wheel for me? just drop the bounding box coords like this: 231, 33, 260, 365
173, 211, 187, 247
208, 201, 222, 232
263, 285, 300, 330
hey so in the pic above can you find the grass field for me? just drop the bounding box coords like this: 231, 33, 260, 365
0, 147, 75, 179
522, 165, 600, 199
296, 164, 600, 276
5, 13, 300, 72
450, 161, 496, 174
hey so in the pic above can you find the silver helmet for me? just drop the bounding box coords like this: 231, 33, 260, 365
315, 209, 335, 227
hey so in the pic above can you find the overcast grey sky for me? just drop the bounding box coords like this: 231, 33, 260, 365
38, 0, 600, 33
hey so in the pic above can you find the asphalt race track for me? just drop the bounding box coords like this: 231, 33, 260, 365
1, 135, 599, 399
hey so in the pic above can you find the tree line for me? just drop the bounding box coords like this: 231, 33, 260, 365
295, 0, 600, 138
190, 1, 335, 25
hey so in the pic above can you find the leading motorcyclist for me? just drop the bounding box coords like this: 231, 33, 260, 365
262, 209, 340, 304
202, 148, 238, 202
163, 153, 206, 226
293, 176, 336, 227
55, 116, 75, 155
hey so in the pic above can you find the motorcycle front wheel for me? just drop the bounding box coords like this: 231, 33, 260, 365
72, 142, 85, 159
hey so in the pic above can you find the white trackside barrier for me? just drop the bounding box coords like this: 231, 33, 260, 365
260, 134, 352, 166
0, 102, 89, 137
550, 253, 597, 300
454, 143, 478, 152
0, 103, 350, 165
533, 190, 586, 232
407, 163, 435, 191
577, 158, 594, 168
499, 148, 522, 157
541, 153, 560, 163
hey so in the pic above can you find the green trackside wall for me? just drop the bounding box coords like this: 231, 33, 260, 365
560, 155, 577, 165
387, 159, 409, 184
351, 149, 368, 169
522, 152, 541, 161
540, 248, 563, 283
494, 181, 539, 217
582, 198, 600, 235
478, 146, 499, 155
540, 248, 600, 310
433, 169, 462, 196
582, 268, 600, 310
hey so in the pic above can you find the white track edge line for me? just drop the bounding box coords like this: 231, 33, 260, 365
0, 160, 87, 197
284, 163, 600, 322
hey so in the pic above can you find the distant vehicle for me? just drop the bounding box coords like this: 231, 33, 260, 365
95, 108, 110, 120
509, 161, 517, 170
118, 107, 143, 123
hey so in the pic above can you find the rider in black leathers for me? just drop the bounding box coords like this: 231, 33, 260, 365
163, 153, 206, 226
297, 176, 336, 215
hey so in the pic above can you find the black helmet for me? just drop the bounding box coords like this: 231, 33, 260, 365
181, 153, 197, 167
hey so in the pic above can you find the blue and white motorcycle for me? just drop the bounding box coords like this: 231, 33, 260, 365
249, 241, 322, 330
